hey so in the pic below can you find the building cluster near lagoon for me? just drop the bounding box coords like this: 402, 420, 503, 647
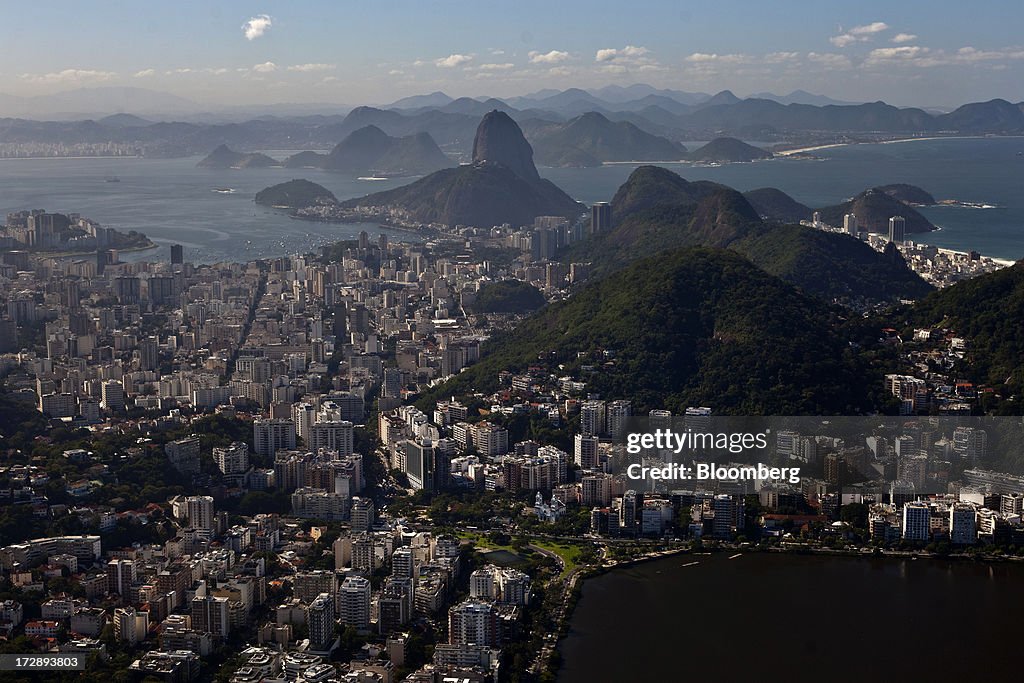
1, 197, 1024, 682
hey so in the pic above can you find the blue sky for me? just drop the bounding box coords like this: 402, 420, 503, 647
2, 1, 1022, 107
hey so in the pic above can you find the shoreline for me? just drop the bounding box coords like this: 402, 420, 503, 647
777, 134, 1024, 157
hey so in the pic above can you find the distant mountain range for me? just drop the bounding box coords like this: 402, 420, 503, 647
280, 125, 453, 176
3, 85, 1024, 164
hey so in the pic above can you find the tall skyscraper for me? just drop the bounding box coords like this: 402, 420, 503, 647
448, 600, 499, 646
253, 418, 297, 458
339, 576, 371, 632
574, 434, 599, 470
888, 216, 906, 244
843, 213, 858, 236
307, 593, 336, 651
591, 202, 611, 234
185, 495, 215, 531
101, 380, 125, 412
170, 244, 184, 265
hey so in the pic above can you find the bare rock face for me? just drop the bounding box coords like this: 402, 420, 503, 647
471, 110, 540, 182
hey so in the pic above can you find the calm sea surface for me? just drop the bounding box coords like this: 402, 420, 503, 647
558, 551, 1024, 682
1, 137, 1023, 262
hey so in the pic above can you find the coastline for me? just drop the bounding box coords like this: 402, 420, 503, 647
777, 134, 1024, 157
33, 240, 159, 259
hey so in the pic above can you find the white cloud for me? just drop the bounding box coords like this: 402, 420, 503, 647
435, 54, 473, 68
850, 21, 889, 36
20, 69, 116, 84
596, 45, 649, 62
863, 45, 936, 67
489, 48, 506, 56
764, 51, 800, 64
955, 46, 1024, 62
892, 33, 918, 44
252, 61, 277, 73
685, 52, 749, 64
547, 66, 573, 77
243, 14, 273, 41
829, 34, 858, 48
287, 63, 335, 72
134, 69, 156, 78
807, 52, 853, 70
388, 69, 405, 76
528, 50, 569, 64
476, 63, 515, 71
831, 21, 889, 47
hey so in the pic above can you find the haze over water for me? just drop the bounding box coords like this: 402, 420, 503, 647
1, 136, 1022, 263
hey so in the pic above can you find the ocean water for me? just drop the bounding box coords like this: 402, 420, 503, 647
1, 137, 1023, 262
546, 136, 1024, 260
0, 157, 416, 264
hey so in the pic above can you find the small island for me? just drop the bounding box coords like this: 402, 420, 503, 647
688, 137, 773, 163
197, 144, 279, 169
254, 179, 338, 210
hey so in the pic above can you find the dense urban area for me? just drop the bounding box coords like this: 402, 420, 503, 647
2, 183, 1024, 683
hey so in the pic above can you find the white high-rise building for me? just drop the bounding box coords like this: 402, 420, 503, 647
292, 402, 316, 441
253, 418, 296, 458
338, 576, 371, 632
185, 495, 215, 531
580, 400, 606, 436
888, 216, 906, 245
606, 400, 632, 440
843, 213, 858, 236
448, 600, 498, 647
309, 421, 354, 456
214, 442, 249, 476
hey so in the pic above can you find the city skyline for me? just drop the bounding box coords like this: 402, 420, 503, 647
1, 1, 1023, 110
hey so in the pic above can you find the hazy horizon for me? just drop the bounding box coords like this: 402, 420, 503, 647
2, 1, 1023, 115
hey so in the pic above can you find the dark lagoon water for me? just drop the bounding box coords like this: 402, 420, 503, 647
2, 136, 1023, 262
558, 551, 1024, 682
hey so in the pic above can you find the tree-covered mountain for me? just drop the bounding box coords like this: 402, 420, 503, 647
340, 111, 583, 226
732, 224, 933, 304
743, 187, 813, 223
197, 144, 278, 168
422, 247, 874, 414
876, 183, 936, 206
570, 166, 931, 304
526, 111, 686, 167
687, 137, 772, 162
817, 188, 937, 234
282, 150, 327, 168
904, 261, 1024, 391
254, 179, 337, 208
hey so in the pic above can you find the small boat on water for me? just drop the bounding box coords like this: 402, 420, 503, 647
213, 188, 235, 194
105, 176, 120, 183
